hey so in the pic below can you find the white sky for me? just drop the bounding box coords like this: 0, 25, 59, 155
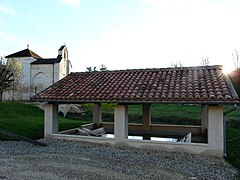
0, 0, 240, 72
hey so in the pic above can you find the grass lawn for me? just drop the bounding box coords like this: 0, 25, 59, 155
0, 102, 90, 140
0, 102, 240, 171
227, 128, 240, 170
130, 104, 201, 125
90, 103, 202, 125
100, 103, 240, 127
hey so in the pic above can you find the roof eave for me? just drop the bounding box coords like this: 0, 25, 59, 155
31, 99, 240, 105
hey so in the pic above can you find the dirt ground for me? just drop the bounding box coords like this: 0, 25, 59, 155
0, 140, 238, 180
0, 153, 189, 180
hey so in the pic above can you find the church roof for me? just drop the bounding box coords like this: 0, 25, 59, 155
58, 45, 65, 51
5, 48, 42, 59
31, 55, 62, 65
32, 65, 239, 104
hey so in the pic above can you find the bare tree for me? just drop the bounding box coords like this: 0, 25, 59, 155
170, 61, 183, 68
0, 56, 6, 65
100, 64, 107, 71
232, 49, 240, 69
0, 65, 13, 101
86, 67, 92, 72
0, 58, 22, 101
86, 65, 108, 72
201, 56, 209, 66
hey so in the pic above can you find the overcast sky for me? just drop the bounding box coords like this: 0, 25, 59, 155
1, 0, 240, 72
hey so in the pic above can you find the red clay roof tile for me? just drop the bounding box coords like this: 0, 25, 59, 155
32, 65, 239, 104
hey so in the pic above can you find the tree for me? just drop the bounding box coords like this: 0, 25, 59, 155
86, 67, 92, 72
0, 61, 13, 100
0, 57, 22, 101
230, 49, 240, 97
232, 49, 239, 69
99, 64, 107, 71
170, 61, 183, 68
86, 64, 108, 72
201, 56, 209, 66
0, 61, 13, 91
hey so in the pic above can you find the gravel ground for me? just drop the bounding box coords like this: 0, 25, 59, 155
0, 139, 239, 180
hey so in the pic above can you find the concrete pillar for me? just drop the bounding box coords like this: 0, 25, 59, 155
142, 104, 151, 140
44, 103, 58, 137
93, 103, 102, 126
208, 105, 224, 156
201, 105, 208, 136
114, 105, 128, 143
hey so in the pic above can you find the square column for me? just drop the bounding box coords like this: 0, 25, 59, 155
201, 105, 208, 136
142, 104, 151, 140
114, 105, 128, 143
93, 103, 102, 126
208, 105, 224, 156
44, 103, 58, 137
142, 104, 151, 130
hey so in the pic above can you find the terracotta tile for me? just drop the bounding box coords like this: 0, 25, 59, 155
32, 65, 239, 104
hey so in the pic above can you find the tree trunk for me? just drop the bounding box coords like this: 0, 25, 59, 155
0, 91, 2, 102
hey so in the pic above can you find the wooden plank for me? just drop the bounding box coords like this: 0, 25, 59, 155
78, 127, 106, 137
0, 128, 47, 146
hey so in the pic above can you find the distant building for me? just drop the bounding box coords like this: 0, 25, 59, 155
3, 45, 72, 101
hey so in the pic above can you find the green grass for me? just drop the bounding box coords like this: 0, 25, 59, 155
0, 102, 240, 171
0, 102, 90, 140
225, 106, 240, 128
71, 103, 240, 127
101, 104, 240, 127
227, 128, 240, 170
99, 104, 202, 125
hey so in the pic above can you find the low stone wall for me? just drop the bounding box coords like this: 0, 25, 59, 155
48, 133, 220, 156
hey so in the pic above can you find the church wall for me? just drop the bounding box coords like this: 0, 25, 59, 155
31, 64, 54, 97
54, 63, 60, 83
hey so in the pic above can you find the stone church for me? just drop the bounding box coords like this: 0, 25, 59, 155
3, 45, 71, 101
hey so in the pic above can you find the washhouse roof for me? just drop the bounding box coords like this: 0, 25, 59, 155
32, 65, 239, 104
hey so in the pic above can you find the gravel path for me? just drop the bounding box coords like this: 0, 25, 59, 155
0, 139, 239, 179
